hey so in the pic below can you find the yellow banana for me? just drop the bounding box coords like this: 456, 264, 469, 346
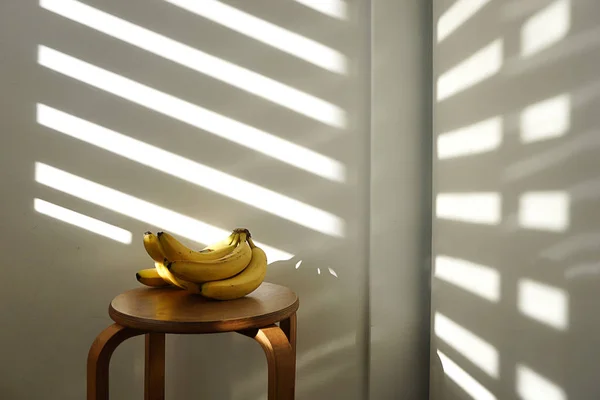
153, 262, 203, 293
136, 268, 170, 288
154, 261, 186, 289
200, 239, 267, 300
180, 280, 202, 294
202, 231, 238, 251
143, 231, 166, 262
167, 233, 252, 283
143, 232, 186, 287
158, 231, 239, 262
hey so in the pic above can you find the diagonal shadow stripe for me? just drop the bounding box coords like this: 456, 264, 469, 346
40, 0, 346, 128
34, 162, 293, 261
37, 45, 346, 183
164, 0, 347, 73
37, 103, 345, 237
293, 0, 347, 19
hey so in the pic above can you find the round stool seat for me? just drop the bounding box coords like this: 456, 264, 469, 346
108, 282, 299, 334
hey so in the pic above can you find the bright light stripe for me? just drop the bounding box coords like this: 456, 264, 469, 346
294, 0, 347, 19
40, 0, 345, 128
437, 39, 503, 101
516, 364, 566, 400
34, 162, 293, 261
520, 94, 570, 143
437, 0, 491, 42
518, 192, 570, 232
37, 105, 344, 237
518, 279, 568, 330
34, 198, 132, 244
438, 116, 502, 159
436, 193, 501, 225
435, 312, 499, 377
521, 0, 570, 57
164, 0, 347, 74
328, 267, 338, 277
37, 46, 345, 182
437, 350, 497, 400
435, 256, 500, 302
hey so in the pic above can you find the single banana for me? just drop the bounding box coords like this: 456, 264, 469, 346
158, 231, 239, 262
154, 261, 186, 289
180, 280, 202, 294
143, 231, 166, 262
167, 233, 252, 283
154, 262, 203, 293
136, 268, 170, 288
200, 238, 267, 300
143, 232, 185, 287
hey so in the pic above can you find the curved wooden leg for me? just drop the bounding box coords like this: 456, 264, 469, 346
239, 325, 296, 400
87, 323, 143, 400
280, 313, 297, 354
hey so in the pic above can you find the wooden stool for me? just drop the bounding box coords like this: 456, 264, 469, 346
87, 282, 298, 400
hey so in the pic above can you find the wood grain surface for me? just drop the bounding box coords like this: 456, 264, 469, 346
108, 282, 299, 333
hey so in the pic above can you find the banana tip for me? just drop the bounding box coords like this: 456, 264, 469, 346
144, 231, 152, 235
157, 231, 164, 237
135, 272, 141, 280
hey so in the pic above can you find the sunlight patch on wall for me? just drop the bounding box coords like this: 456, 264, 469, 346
294, 0, 347, 19
437, 116, 502, 159
521, 0, 570, 57
518, 191, 570, 232
37, 46, 345, 183
36, 104, 344, 237
436, 192, 501, 225
518, 279, 568, 330
437, 350, 497, 400
437, 0, 491, 43
516, 364, 566, 400
435, 312, 499, 377
39, 0, 345, 128
520, 94, 570, 143
437, 39, 503, 101
435, 256, 500, 302
34, 198, 132, 244
34, 162, 293, 261
164, 0, 347, 74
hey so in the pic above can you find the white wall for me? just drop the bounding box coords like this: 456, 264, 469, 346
370, 0, 432, 399
431, 0, 600, 399
0, 0, 372, 398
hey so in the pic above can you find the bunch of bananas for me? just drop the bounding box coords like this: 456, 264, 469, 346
135, 228, 267, 300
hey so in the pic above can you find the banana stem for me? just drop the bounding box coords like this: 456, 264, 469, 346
233, 228, 251, 238
247, 237, 256, 249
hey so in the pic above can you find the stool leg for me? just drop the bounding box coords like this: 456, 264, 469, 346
240, 325, 296, 400
145, 333, 165, 400
280, 313, 297, 354
87, 324, 142, 400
